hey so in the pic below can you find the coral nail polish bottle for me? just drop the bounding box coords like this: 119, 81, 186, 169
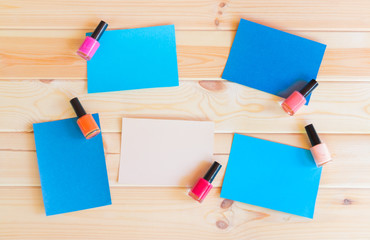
70, 97, 101, 139
189, 161, 222, 203
305, 124, 332, 167
76, 20, 108, 60
281, 79, 319, 116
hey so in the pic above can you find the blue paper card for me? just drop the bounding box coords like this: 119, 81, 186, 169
33, 114, 111, 216
220, 134, 322, 218
87, 25, 179, 93
222, 19, 326, 104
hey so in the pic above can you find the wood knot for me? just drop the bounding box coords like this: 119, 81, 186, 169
214, 18, 220, 26
220, 199, 234, 209
218, 10, 223, 15
216, 220, 229, 229
343, 199, 353, 205
199, 81, 226, 92
365, 105, 370, 114
39, 79, 53, 84
219, 2, 226, 8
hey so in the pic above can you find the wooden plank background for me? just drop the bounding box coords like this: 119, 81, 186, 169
0, 0, 369, 239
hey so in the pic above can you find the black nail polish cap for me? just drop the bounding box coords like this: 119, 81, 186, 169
203, 161, 222, 183
91, 20, 108, 41
299, 79, 318, 98
305, 124, 321, 147
70, 97, 87, 118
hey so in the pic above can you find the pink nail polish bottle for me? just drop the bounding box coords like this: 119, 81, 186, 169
305, 124, 332, 167
77, 20, 108, 60
281, 79, 319, 116
189, 161, 222, 203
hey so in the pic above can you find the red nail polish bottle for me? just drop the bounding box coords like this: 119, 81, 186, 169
189, 161, 222, 203
70, 97, 101, 139
281, 79, 318, 116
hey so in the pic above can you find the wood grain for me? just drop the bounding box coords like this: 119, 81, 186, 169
0, 80, 369, 133
1, 0, 370, 31
1, 30, 370, 79
1, 187, 370, 240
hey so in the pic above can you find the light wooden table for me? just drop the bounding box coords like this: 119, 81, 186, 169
1, 1, 370, 239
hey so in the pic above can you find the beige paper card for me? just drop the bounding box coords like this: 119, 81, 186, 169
118, 118, 214, 186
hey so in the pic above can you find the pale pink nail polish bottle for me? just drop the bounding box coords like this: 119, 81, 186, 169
77, 20, 108, 60
305, 124, 332, 167
281, 79, 318, 116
